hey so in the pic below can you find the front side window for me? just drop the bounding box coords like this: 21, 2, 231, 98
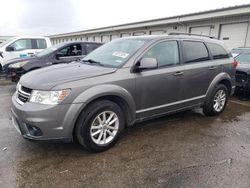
207, 43, 229, 59
83, 39, 148, 67
183, 41, 209, 63
9, 39, 32, 51
142, 41, 179, 67
58, 44, 82, 57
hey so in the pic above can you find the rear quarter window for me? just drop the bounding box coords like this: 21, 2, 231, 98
207, 43, 229, 59
182, 41, 209, 63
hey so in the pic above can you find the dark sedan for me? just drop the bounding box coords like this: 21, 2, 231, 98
235, 52, 250, 91
3, 41, 102, 82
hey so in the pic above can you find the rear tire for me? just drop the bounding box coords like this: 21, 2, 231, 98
203, 84, 228, 116
75, 100, 125, 152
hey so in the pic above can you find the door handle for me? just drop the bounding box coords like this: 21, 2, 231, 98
209, 66, 217, 70
173, 71, 183, 76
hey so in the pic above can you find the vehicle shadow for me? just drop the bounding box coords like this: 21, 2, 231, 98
233, 89, 250, 101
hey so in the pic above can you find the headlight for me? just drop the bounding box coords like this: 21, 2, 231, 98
29, 89, 71, 105
9, 61, 29, 68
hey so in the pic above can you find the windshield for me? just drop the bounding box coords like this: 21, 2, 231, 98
231, 48, 250, 54
235, 53, 250, 64
82, 39, 148, 67
36, 43, 66, 57
0, 37, 16, 48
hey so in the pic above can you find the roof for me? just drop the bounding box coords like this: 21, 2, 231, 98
49, 4, 250, 38
112, 33, 222, 44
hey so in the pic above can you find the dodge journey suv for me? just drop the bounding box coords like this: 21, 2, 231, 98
11, 34, 236, 152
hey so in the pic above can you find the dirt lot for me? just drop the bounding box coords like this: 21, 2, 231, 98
0, 80, 250, 188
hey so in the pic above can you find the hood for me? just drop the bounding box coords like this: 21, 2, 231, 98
3, 56, 41, 71
4, 56, 38, 66
237, 63, 250, 74
20, 62, 117, 90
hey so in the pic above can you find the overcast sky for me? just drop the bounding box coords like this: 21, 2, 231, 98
0, 0, 249, 36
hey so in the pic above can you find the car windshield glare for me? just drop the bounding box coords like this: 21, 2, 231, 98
36, 43, 66, 57
235, 53, 250, 64
82, 39, 147, 67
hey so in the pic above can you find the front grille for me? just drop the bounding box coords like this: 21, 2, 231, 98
236, 71, 248, 83
16, 85, 32, 105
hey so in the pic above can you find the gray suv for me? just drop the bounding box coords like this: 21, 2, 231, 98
11, 34, 236, 152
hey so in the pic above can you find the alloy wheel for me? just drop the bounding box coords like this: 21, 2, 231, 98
90, 111, 119, 145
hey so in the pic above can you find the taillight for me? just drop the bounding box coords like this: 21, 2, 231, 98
232, 59, 238, 69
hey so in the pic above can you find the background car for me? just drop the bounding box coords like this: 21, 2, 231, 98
235, 52, 250, 92
231, 47, 250, 57
0, 36, 52, 70
4, 41, 102, 82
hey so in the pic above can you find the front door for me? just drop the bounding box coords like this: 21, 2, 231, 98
135, 40, 184, 119
55, 43, 83, 64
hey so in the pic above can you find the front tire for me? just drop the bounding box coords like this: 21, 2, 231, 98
203, 84, 228, 116
75, 100, 125, 152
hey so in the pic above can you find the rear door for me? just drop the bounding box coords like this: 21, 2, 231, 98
180, 40, 220, 103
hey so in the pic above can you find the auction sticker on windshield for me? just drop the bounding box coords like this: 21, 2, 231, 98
112, 51, 129, 58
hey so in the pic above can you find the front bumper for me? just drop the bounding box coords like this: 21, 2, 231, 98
236, 81, 250, 91
11, 93, 85, 141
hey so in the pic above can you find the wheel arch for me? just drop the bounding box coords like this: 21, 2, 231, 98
205, 72, 233, 103
72, 85, 136, 135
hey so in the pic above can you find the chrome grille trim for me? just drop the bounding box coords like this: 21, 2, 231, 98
16, 84, 32, 105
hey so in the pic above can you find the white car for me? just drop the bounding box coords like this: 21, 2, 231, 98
0, 36, 51, 70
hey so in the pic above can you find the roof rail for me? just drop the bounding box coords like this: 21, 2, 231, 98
168, 32, 217, 39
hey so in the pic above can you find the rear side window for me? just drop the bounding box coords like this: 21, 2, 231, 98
207, 43, 229, 59
143, 41, 179, 67
182, 41, 209, 63
85, 44, 101, 54
35, 39, 47, 49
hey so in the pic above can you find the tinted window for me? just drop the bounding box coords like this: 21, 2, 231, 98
58, 44, 82, 57
35, 39, 47, 49
85, 44, 101, 54
183, 41, 209, 63
143, 41, 179, 67
207, 43, 229, 59
9, 39, 32, 51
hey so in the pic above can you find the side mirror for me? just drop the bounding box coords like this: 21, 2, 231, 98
6, 46, 15, 52
55, 52, 64, 60
133, 58, 158, 72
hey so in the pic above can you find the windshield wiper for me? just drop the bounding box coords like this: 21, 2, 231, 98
82, 59, 104, 66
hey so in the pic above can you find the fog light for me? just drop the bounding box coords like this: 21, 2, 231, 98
26, 124, 43, 136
